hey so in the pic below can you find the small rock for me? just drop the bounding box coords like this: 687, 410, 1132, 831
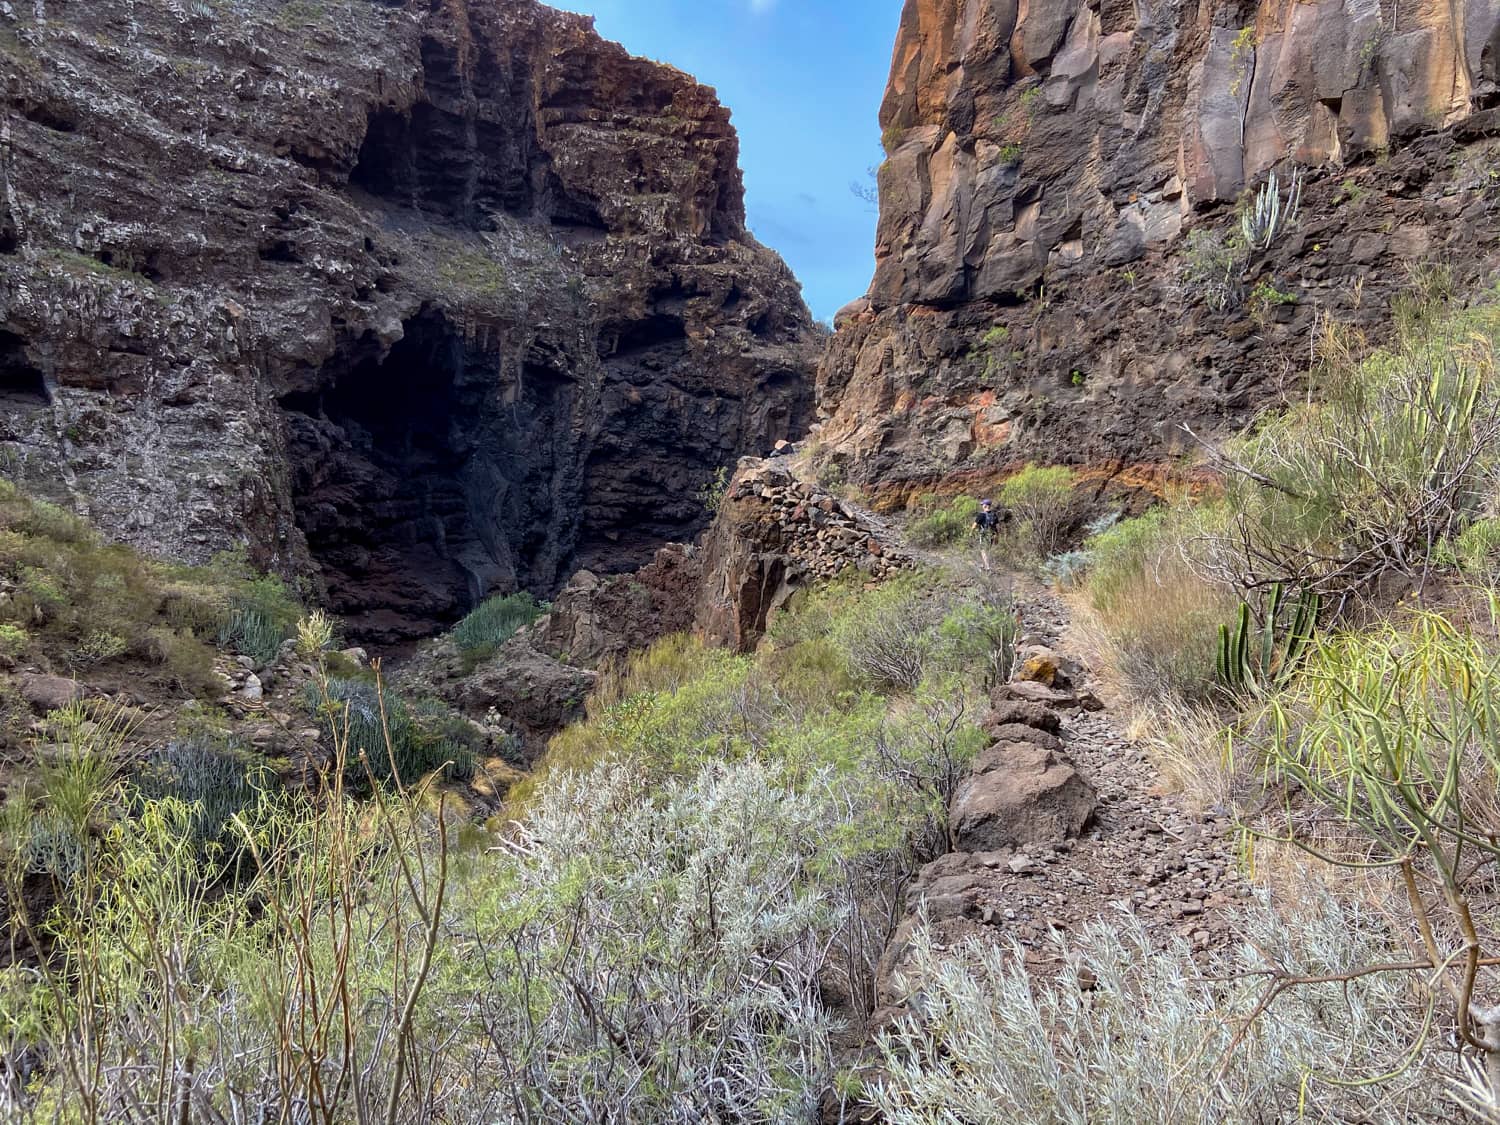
241, 673, 264, 701
1007, 855, 1038, 875
1017, 654, 1060, 687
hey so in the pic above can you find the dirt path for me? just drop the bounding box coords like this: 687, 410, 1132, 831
880, 569, 1251, 996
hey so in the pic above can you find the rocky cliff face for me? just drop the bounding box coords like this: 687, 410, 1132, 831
0, 0, 817, 642
818, 0, 1500, 504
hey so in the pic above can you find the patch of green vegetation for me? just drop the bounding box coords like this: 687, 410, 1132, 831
697, 465, 731, 515
45, 249, 142, 285
0, 480, 301, 702
1248, 280, 1298, 323
0, 624, 27, 660
272, 0, 327, 28
436, 243, 511, 300
998, 143, 1023, 165
451, 592, 546, 670
520, 567, 998, 808
1182, 227, 1248, 311
998, 463, 1083, 561
134, 734, 278, 871
310, 678, 479, 789
215, 571, 300, 667
1228, 25, 1256, 97
906, 494, 981, 547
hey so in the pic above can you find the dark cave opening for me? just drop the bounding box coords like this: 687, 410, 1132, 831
283, 313, 511, 645
281, 311, 586, 647
0, 330, 49, 411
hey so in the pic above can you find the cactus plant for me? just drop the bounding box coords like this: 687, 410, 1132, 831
1216, 582, 1319, 694
1241, 169, 1304, 251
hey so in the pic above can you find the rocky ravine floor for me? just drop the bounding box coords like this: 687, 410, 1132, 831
878, 572, 1251, 1009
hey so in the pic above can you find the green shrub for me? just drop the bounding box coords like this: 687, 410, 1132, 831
0, 482, 298, 696
452, 592, 545, 667
1213, 305, 1500, 603
17, 500, 91, 544
1086, 510, 1170, 613
1244, 607, 1500, 1094
934, 600, 1018, 686
1182, 227, 1246, 311
1451, 516, 1500, 579
829, 575, 942, 692
697, 465, 731, 514
314, 678, 478, 788
906, 495, 980, 547
0, 623, 27, 659
999, 464, 1081, 560
1083, 507, 1237, 702
218, 575, 300, 665
133, 735, 277, 867
146, 626, 222, 698
76, 629, 128, 665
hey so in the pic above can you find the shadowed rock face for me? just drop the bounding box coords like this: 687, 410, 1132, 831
0, 0, 816, 642
818, 0, 1500, 505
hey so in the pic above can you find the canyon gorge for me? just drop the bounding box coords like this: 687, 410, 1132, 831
8, 0, 1500, 1120
9, 0, 1500, 639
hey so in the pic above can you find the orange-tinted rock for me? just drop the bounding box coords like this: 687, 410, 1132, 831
818, 0, 1500, 499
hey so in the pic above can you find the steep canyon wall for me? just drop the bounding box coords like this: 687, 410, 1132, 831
0, 0, 818, 641
819, 0, 1500, 503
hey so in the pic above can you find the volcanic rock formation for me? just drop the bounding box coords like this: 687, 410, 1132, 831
818, 0, 1500, 504
694, 456, 914, 652
0, 0, 817, 642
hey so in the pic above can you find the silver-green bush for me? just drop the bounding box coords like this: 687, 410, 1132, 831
873, 892, 1446, 1123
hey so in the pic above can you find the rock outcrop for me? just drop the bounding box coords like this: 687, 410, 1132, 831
694, 456, 914, 651
818, 0, 1500, 504
0, 0, 817, 643
536, 544, 703, 669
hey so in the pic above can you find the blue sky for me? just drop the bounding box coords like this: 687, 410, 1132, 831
548, 0, 900, 322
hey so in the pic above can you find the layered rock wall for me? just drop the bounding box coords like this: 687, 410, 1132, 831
819, 0, 1500, 503
0, 0, 817, 641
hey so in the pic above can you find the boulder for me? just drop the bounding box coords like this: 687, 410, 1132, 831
538, 546, 702, 669
693, 458, 915, 651
459, 634, 598, 762
1016, 654, 1060, 686
986, 698, 1062, 732
950, 741, 1096, 851
996, 679, 1077, 706
983, 721, 1063, 751
15, 674, 87, 714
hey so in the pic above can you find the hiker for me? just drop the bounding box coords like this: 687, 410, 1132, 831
975, 498, 999, 571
